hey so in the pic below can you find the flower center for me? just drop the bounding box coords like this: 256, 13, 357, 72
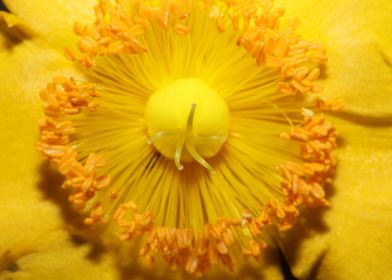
36, 0, 340, 276
145, 78, 230, 171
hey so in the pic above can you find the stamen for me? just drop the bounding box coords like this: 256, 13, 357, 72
316, 98, 345, 111
268, 102, 294, 129
301, 108, 314, 118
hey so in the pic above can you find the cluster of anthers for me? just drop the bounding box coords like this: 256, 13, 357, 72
66, 0, 327, 95
37, 77, 111, 213
37, 0, 342, 276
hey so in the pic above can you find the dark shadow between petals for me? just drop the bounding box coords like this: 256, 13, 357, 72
0, 1, 9, 12
330, 111, 392, 127
37, 162, 108, 262
272, 178, 336, 280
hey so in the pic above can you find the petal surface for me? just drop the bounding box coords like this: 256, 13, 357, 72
3, 0, 96, 49
0, 230, 118, 280
271, 2, 392, 276
277, 116, 392, 279
0, 33, 118, 279
276, 0, 392, 116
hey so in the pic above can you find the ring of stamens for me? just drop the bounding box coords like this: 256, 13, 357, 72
37, 0, 341, 276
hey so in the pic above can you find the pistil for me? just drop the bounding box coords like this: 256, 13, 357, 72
144, 78, 230, 171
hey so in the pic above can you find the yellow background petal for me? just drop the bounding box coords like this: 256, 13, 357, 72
0, 36, 118, 279
277, 116, 392, 279
276, 0, 392, 116
268, 1, 392, 277
0, 230, 118, 280
3, 0, 96, 49
0, 37, 76, 239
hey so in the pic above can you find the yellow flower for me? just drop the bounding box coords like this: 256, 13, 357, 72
0, 1, 391, 280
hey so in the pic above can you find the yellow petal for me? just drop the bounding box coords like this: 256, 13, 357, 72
272, 1, 392, 277
0, 34, 121, 279
0, 38, 76, 189
276, 0, 392, 116
0, 229, 119, 279
277, 116, 392, 279
0, 31, 79, 265
3, 0, 97, 49
0, 41, 118, 278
